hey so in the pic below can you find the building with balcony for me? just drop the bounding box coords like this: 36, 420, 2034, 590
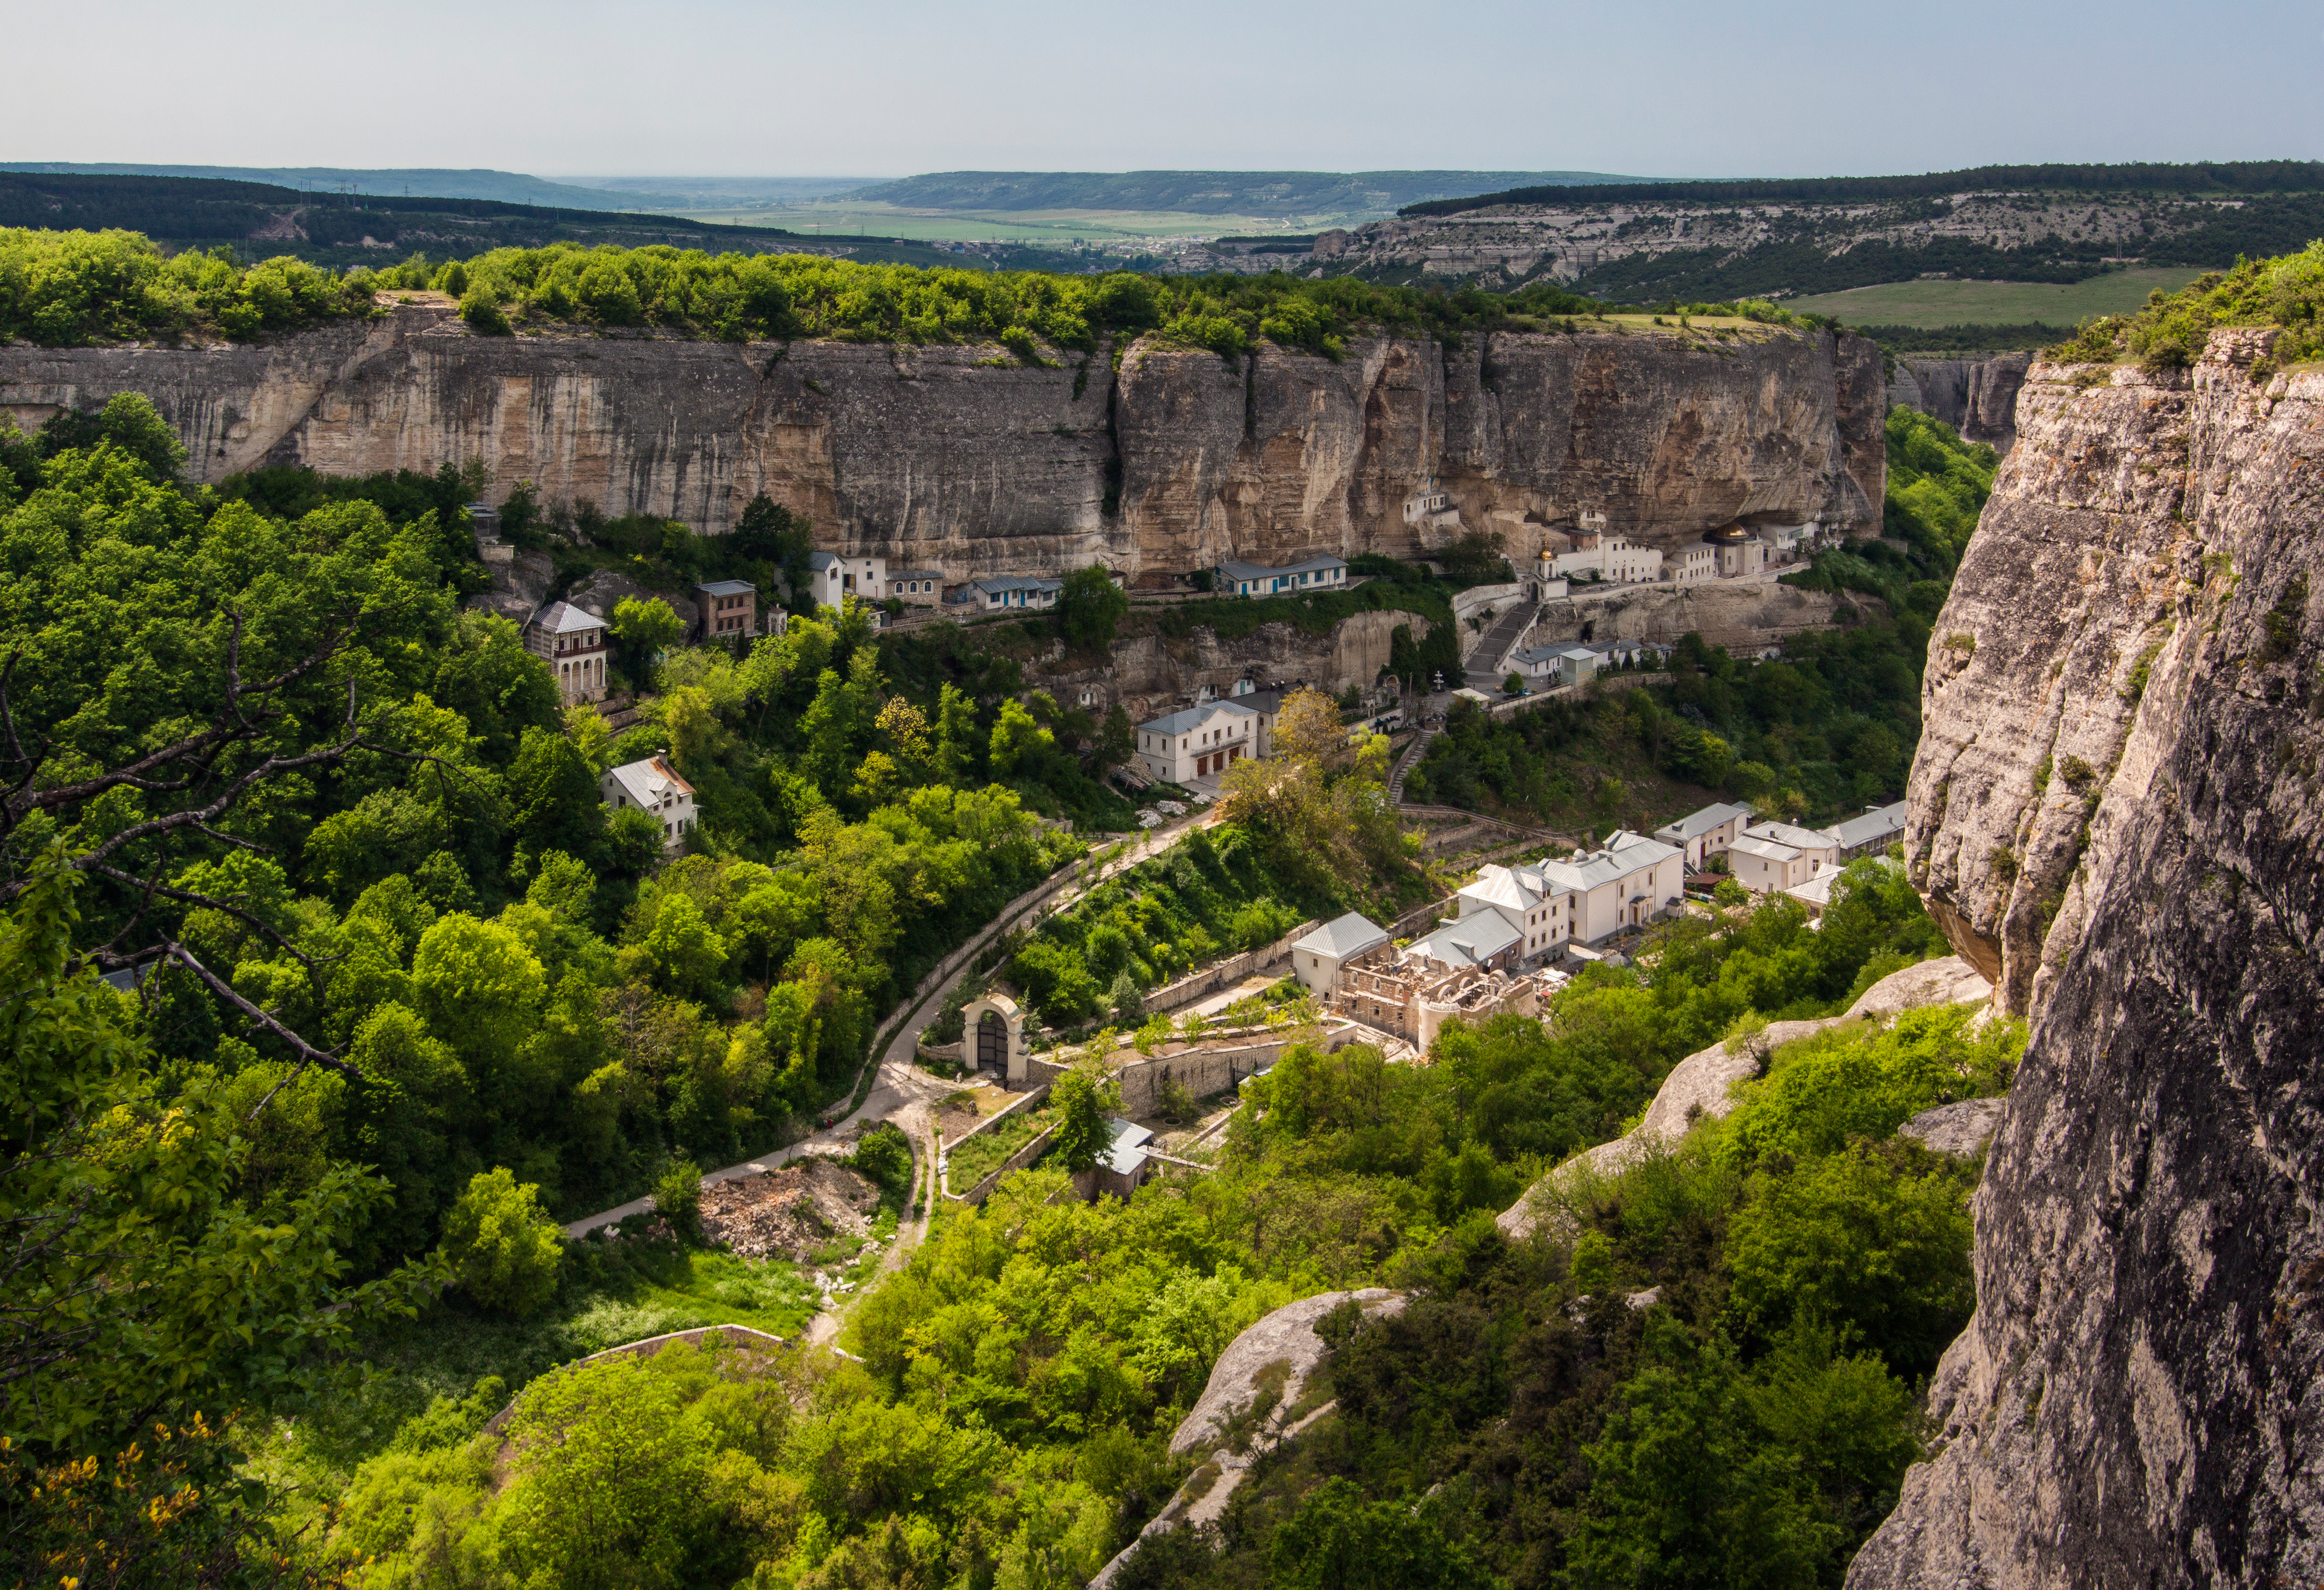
524, 601, 609, 705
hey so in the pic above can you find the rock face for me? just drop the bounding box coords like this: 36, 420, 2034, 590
1850, 331, 2324, 1587
1888, 352, 2031, 453
0, 305, 1883, 576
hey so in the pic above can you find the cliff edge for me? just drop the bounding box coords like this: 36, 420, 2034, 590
0, 308, 1883, 577
1852, 331, 2324, 1584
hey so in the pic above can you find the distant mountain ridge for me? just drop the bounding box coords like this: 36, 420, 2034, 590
0, 162, 694, 213
844, 170, 1660, 216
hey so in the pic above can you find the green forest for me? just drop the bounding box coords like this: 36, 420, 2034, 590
0, 224, 1612, 350
1407, 406, 1994, 829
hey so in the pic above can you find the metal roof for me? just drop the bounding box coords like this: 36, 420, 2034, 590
1528, 832, 1680, 894
1743, 819, 1835, 851
529, 600, 606, 635
1655, 803, 1753, 842
1728, 834, 1802, 863
1102, 1117, 1154, 1177
1406, 910, 1521, 969
696, 579, 755, 597
604, 755, 694, 806
971, 575, 1063, 594
1827, 800, 1909, 849
807, 551, 842, 571
1294, 911, 1390, 960
1140, 700, 1259, 737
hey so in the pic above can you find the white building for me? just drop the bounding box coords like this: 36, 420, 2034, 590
1291, 912, 1391, 996
1531, 830, 1687, 944
1542, 527, 1663, 586
1448, 829, 1685, 956
1826, 800, 1909, 860
1741, 819, 1841, 871
966, 575, 1063, 611
1655, 802, 1755, 869
804, 551, 887, 611
1217, 555, 1349, 598
601, 755, 697, 851
1726, 833, 1820, 893
1135, 700, 1261, 783
886, 568, 946, 606
523, 601, 609, 705
1670, 541, 1720, 586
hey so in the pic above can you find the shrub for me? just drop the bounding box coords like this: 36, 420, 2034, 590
653, 1160, 703, 1238
442, 1168, 564, 1317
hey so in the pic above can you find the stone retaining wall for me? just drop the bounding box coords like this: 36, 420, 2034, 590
1140, 920, 1318, 1014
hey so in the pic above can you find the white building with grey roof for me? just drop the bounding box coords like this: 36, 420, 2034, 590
1654, 802, 1755, 868
601, 755, 697, 853
1826, 800, 1909, 860
1216, 554, 1348, 598
1291, 911, 1392, 996
1136, 700, 1260, 784
523, 600, 609, 705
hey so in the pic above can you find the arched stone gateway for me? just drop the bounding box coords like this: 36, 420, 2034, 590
960, 994, 1028, 1085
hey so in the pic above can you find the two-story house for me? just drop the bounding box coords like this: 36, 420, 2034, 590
1655, 801, 1754, 869
804, 551, 887, 611
1136, 700, 1260, 783
601, 755, 696, 852
524, 601, 609, 705
694, 579, 757, 640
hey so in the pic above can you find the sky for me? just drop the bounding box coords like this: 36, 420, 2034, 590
9, 0, 2318, 180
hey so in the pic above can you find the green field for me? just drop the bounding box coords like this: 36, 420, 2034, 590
1791, 268, 2205, 329
663, 199, 1336, 244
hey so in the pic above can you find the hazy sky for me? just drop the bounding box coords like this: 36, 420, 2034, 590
10, 0, 2316, 179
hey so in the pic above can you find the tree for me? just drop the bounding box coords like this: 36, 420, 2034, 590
611, 596, 686, 690
1057, 565, 1130, 654
1269, 1478, 1500, 1590
1, 847, 442, 1468
412, 914, 548, 1070
653, 1158, 703, 1238
989, 697, 1054, 780
509, 725, 608, 864
934, 684, 980, 782
1096, 704, 1136, 774
1272, 687, 1346, 767
1503, 672, 1524, 694
440, 1167, 564, 1316
1050, 1061, 1121, 1174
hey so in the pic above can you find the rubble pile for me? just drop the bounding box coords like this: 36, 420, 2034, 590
700, 1157, 878, 1261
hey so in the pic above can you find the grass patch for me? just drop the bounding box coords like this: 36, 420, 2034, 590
946, 1104, 1054, 1191
1791, 268, 2203, 330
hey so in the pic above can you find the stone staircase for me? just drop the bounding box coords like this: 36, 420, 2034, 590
1464, 600, 1539, 689
1388, 723, 1439, 804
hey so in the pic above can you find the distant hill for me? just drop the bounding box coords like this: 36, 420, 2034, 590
0, 162, 695, 213
1399, 160, 2324, 218
845, 170, 1658, 216
0, 172, 981, 272
553, 175, 883, 208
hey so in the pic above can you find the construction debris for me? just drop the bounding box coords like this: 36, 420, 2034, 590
699, 1157, 879, 1261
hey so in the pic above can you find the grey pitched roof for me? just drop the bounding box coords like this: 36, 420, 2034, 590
1827, 800, 1909, 849
530, 600, 605, 635
1743, 819, 1835, 851
1655, 802, 1753, 842
807, 551, 842, 572
1230, 687, 1291, 716
696, 579, 755, 597
1295, 911, 1389, 960
1102, 1117, 1155, 1176
1529, 832, 1681, 894
1406, 910, 1521, 968
1219, 554, 1347, 582
971, 575, 1063, 594
888, 568, 946, 581
1140, 700, 1259, 737
1218, 559, 1279, 582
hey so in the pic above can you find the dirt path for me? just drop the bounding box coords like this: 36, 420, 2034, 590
562, 808, 1225, 1243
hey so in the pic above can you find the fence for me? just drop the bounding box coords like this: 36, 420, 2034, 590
1139, 919, 1320, 1014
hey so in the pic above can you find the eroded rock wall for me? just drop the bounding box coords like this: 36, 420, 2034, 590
1889, 352, 2030, 452
1, 308, 1883, 576
1852, 330, 2324, 1587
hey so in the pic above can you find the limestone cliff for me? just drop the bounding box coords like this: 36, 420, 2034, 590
0, 304, 1882, 576
1888, 352, 2030, 452
1851, 330, 2324, 1585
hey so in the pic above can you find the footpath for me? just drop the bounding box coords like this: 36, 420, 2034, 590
560, 804, 1227, 1242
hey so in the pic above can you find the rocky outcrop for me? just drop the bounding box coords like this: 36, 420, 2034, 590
1850, 331, 2324, 1587
0, 306, 1883, 577
1524, 579, 1854, 653
1089, 1288, 1408, 1588
1498, 954, 1994, 1239
1898, 1097, 2006, 1157
1889, 352, 2031, 453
